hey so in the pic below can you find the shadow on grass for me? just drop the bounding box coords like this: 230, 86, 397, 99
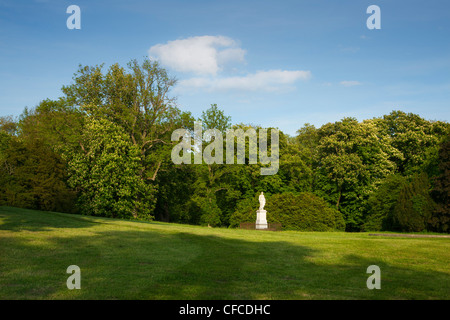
0, 207, 449, 300
0, 206, 103, 232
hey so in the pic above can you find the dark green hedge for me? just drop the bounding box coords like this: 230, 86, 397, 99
265, 192, 345, 231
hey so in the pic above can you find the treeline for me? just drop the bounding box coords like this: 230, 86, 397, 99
0, 58, 448, 232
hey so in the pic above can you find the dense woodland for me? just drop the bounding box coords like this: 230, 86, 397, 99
1, 58, 449, 233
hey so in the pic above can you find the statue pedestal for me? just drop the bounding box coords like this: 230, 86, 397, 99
256, 210, 268, 229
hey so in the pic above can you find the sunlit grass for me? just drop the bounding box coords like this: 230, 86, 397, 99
0, 206, 449, 299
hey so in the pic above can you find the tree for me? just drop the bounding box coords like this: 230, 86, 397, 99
393, 173, 436, 232
0, 116, 18, 136
61, 58, 180, 183
23, 58, 193, 220
315, 118, 399, 230
64, 116, 156, 219
0, 135, 76, 213
362, 174, 408, 231
377, 111, 449, 174
18, 99, 85, 155
430, 137, 450, 232
153, 160, 197, 222
191, 104, 233, 226
200, 104, 232, 133
288, 123, 320, 192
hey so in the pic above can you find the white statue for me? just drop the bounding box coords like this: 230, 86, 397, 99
258, 192, 266, 211
256, 192, 268, 229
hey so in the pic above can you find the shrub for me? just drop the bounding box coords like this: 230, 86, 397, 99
265, 192, 345, 231
229, 196, 259, 228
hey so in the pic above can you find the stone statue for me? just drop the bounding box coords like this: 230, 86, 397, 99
256, 192, 267, 229
259, 192, 266, 211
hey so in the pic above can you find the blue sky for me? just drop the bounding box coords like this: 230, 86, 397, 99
0, 0, 449, 135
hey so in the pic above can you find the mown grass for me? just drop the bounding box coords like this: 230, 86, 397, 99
0, 206, 449, 299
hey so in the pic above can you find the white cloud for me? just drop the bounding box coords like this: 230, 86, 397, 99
178, 70, 311, 92
149, 35, 246, 75
340, 80, 362, 87
150, 35, 311, 93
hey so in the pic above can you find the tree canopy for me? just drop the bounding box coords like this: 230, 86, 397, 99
1, 58, 449, 233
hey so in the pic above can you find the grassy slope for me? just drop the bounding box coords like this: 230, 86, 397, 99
0, 206, 449, 300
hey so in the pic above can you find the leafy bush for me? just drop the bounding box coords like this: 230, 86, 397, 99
229, 196, 259, 228
265, 192, 345, 231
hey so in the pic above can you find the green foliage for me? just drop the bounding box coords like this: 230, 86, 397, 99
229, 195, 260, 228
315, 117, 398, 231
0, 136, 76, 213
393, 173, 436, 232
378, 110, 449, 174
18, 99, 85, 154
61, 58, 182, 185
200, 104, 232, 133
264, 192, 345, 231
153, 162, 197, 222
363, 174, 408, 231
2, 57, 449, 233
193, 195, 222, 227
64, 117, 156, 220
0, 116, 18, 136
430, 137, 450, 233
19, 58, 189, 221
281, 123, 318, 193
364, 173, 439, 232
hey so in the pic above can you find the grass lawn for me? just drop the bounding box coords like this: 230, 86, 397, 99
0, 206, 449, 300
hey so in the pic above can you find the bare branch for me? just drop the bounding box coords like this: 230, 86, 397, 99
147, 161, 162, 181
